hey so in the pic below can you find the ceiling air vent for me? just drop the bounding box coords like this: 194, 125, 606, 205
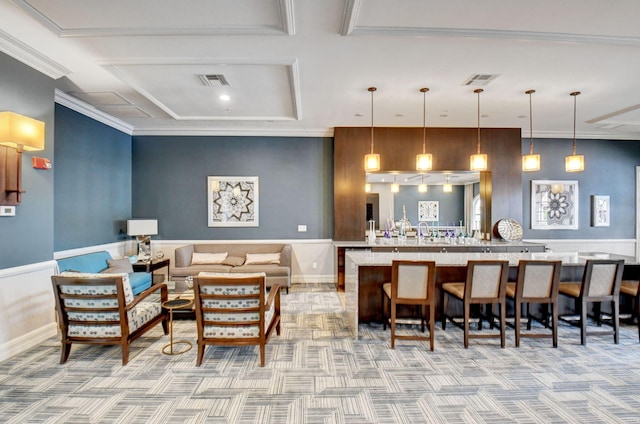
199, 74, 230, 87
463, 74, 499, 86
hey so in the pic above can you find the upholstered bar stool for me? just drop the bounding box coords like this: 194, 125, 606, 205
441, 260, 509, 348
558, 259, 624, 345
619, 280, 639, 342
506, 260, 562, 347
382, 260, 437, 350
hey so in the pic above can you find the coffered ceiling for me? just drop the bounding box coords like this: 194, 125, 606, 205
2, 0, 640, 139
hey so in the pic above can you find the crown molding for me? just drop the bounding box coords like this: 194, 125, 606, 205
55, 89, 134, 135
131, 126, 333, 138
0, 29, 71, 79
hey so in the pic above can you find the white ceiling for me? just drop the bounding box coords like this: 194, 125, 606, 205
2, 0, 640, 139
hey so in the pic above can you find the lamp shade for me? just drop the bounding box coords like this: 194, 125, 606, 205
127, 219, 158, 236
0, 111, 45, 151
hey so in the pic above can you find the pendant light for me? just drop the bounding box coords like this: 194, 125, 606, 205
565, 91, 584, 172
364, 183, 372, 193
390, 175, 399, 193
522, 89, 541, 171
470, 89, 488, 171
416, 87, 433, 171
418, 174, 428, 193
364, 87, 380, 172
443, 175, 453, 193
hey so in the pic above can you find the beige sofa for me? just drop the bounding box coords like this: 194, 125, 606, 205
171, 244, 291, 292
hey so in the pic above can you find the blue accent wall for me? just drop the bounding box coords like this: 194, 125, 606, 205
54, 105, 132, 250
131, 136, 333, 240
395, 185, 464, 227
522, 138, 640, 239
0, 52, 55, 269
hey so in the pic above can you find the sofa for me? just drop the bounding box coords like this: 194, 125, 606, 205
171, 244, 291, 292
56, 251, 152, 296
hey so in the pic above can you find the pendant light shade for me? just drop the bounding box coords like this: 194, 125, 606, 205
364, 183, 372, 193
522, 89, 541, 171
416, 88, 433, 171
418, 174, 428, 193
565, 91, 584, 172
443, 176, 453, 193
470, 89, 488, 171
364, 87, 380, 172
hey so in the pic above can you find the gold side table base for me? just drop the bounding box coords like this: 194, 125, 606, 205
162, 340, 192, 355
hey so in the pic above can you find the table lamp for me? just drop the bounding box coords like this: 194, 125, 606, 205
127, 219, 158, 262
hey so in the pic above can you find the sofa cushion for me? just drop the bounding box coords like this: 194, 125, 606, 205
191, 252, 228, 265
129, 273, 152, 296
231, 264, 290, 277
245, 253, 281, 265
222, 256, 245, 266
57, 251, 111, 274
172, 264, 234, 277
103, 258, 134, 274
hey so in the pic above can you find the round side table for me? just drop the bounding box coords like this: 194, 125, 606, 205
162, 298, 194, 355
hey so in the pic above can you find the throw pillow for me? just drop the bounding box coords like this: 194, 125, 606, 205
222, 256, 246, 266
103, 258, 134, 274
244, 253, 281, 265
191, 252, 228, 265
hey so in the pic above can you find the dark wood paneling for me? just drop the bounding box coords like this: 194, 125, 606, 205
334, 127, 522, 241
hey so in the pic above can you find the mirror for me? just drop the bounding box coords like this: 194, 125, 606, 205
366, 171, 480, 234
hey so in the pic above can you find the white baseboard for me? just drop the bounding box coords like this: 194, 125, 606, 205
0, 323, 57, 363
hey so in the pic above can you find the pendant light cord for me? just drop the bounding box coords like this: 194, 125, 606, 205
369, 87, 376, 155
421, 87, 429, 154
571, 91, 580, 155
527, 89, 535, 154
475, 89, 483, 155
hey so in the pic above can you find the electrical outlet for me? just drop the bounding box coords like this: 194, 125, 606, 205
297, 225, 307, 232
0, 206, 16, 216
312, 262, 317, 269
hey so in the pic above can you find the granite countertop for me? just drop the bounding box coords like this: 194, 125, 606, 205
344, 251, 638, 267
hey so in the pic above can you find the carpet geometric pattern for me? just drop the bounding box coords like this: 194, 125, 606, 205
1, 283, 639, 423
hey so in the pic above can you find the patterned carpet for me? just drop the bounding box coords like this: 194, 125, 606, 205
1, 283, 640, 423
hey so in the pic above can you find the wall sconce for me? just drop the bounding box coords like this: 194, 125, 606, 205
127, 219, 158, 262
0, 111, 45, 205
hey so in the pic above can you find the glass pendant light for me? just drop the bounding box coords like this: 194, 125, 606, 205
470, 89, 488, 171
443, 176, 453, 193
416, 88, 433, 171
522, 89, 541, 171
390, 175, 399, 193
364, 183, 372, 193
364, 87, 380, 172
565, 91, 584, 172
418, 174, 428, 193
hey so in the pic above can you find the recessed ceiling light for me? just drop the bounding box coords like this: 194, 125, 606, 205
219, 94, 231, 101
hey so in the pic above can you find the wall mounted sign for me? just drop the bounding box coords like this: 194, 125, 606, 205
531, 180, 578, 230
207, 176, 259, 227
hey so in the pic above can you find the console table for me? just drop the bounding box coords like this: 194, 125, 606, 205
343, 251, 640, 339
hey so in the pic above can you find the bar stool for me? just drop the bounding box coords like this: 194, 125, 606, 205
381, 260, 437, 350
441, 260, 509, 348
506, 260, 562, 347
558, 259, 624, 345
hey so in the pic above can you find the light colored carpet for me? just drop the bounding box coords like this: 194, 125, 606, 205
1, 284, 639, 423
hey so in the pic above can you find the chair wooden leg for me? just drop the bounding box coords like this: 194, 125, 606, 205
196, 344, 205, 366
526, 302, 533, 330
60, 341, 71, 364
552, 303, 558, 348
441, 292, 449, 331
613, 299, 620, 344
581, 298, 588, 345
500, 301, 506, 349
515, 300, 522, 348
121, 342, 130, 366
429, 305, 435, 352
390, 300, 396, 349
594, 302, 602, 326
259, 343, 266, 367
162, 317, 169, 335
382, 289, 388, 331
463, 302, 470, 349
420, 305, 426, 333
636, 292, 640, 343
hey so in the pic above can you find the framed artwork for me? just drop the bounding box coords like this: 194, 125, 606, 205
418, 200, 439, 222
531, 180, 578, 230
591, 195, 610, 227
207, 176, 259, 227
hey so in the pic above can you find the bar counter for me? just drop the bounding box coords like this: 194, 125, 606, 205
343, 251, 639, 339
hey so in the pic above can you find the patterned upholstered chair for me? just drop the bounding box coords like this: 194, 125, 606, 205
381, 260, 437, 350
506, 260, 562, 347
51, 272, 168, 365
558, 259, 625, 345
193, 272, 281, 367
441, 260, 509, 348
